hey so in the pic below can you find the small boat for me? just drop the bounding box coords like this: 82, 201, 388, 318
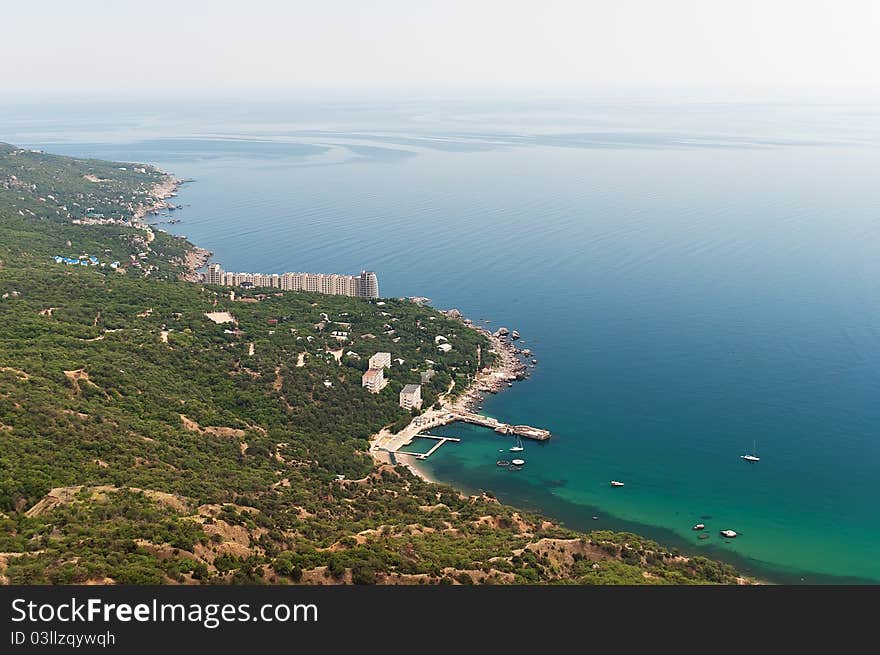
511, 458, 525, 466
720, 529, 737, 538
507, 382, 513, 387
741, 440, 760, 462
509, 436, 524, 452
496, 460, 510, 467
610, 480, 625, 487
692, 523, 705, 531
592, 516, 599, 521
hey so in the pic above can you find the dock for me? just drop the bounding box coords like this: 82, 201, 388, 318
395, 434, 461, 460
451, 411, 551, 441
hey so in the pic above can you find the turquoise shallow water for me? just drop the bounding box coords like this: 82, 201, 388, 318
5, 98, 880, 583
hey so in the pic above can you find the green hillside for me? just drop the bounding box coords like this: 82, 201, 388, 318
0, 143, 745, 585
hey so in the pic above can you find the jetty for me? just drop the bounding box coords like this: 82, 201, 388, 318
371, 407, 551, 467
395, 434, 461, 460
451, 410, 551, 441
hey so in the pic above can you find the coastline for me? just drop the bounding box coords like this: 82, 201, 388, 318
368, 313, 529, 484
134, 171, 182, 224
152, 170, 761, 584
138, 170, 213, 281
180, 245, 213, 282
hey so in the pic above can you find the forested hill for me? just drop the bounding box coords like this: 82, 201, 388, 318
0, 144, 745, 585
0, 142, 191, 277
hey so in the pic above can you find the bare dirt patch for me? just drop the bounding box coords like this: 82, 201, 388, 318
179, 414, 247, 439
1, 367, 30, 380
63, 369, 106, 396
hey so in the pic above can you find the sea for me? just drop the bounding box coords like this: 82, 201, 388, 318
4, 94, 880, 583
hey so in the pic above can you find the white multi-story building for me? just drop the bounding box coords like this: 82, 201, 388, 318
369, 352, 392, 370
204, 265, 380, 299
204, 263, 223, 285
362, 368, 386, 393
358, 271, 379, 298
399, 384, 422, 410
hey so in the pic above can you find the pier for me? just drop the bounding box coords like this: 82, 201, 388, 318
372, 407, 551, 462
450, 411, 551, 441
395, 434, 461, 460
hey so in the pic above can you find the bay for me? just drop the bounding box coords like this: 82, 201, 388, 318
6, 97, 880, 583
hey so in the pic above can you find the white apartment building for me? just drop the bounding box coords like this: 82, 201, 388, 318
205, 263, 223, 285
204, 265, 380, 299
399, 384, 422, 410
362, 367, 386, 393
369, 352, 392, 370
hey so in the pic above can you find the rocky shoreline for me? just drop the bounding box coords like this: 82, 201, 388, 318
445, 312, 533, 414
180, 246, 213, 282
133, 171, 183, 224
138, 171, 213, 282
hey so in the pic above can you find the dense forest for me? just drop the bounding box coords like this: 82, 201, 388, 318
0, 143, 746, 585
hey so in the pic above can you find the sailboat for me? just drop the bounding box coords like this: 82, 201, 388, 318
741, 440, 760, 462
509, 436, 524, 452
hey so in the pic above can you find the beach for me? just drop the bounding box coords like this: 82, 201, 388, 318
368, 313, 531, 484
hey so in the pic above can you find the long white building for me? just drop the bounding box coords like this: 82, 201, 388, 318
203, 265, 379, 299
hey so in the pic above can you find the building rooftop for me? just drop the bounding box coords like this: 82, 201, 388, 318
401, 384, 421, 395
363, 368, 383, 381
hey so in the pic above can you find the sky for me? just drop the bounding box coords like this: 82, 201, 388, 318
2, 0, 879, 99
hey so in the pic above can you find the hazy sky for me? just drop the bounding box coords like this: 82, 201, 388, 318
3, 0, 878, 98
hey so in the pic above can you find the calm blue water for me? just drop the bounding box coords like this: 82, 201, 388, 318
5, 97, 880, 583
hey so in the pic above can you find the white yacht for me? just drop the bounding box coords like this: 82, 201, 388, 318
741, 440, 760, 462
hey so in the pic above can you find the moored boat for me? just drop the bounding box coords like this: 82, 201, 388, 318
720, 529, 737, 538
610, 480, 625, 487
693, 523, 705, 531
741, 440, 760, 462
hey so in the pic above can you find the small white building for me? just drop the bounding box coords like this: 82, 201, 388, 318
437, 343, 453, 353
399, 384, 422, 410
362, 367, 387, 393
368, 352, 392, 369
